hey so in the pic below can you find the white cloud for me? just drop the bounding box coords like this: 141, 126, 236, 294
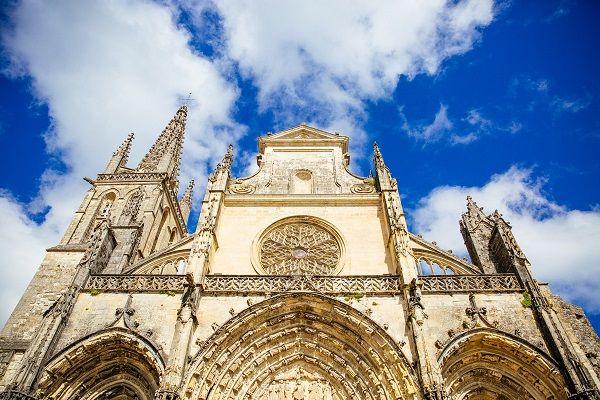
0, 0, 242, 327
402, 104, 454, 143
0, 0, 496, 327
191, 0, 494, 147
411, 167, 600, 314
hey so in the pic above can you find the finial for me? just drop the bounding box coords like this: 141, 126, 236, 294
113, 132, 134, 156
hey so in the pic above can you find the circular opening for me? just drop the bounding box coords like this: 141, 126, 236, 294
291, 247, 308, 259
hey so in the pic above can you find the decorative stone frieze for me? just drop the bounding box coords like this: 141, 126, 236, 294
96, 172, 168, 182
420, 274, 521, 292
203, 274, 400, 295
84, 275, 187, 292
83, 274, 523, 295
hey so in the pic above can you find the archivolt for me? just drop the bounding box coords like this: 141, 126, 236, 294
182, 293, 418, 400
37, 328, 164, 400
438, 328, 566, 400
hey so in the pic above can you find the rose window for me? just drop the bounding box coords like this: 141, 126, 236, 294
259, 222, 341, 275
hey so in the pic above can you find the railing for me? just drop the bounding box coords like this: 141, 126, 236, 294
203, 275, 401, 295
83, 273, 521, 295
84, 274, 187, 292
420, 274, 521, 292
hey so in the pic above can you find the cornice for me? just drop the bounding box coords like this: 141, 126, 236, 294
224, 193, 380, 206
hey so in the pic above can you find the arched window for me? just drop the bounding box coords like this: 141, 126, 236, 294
99, 192, 116, 218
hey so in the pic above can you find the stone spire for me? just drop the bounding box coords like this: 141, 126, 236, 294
459, 196, 497, 274
179, 180, 194, 224
490, 209, 528, 262
208, 144, 233, 191
138, 106, 187, 183
104, 132, 134, 174
373, 142, 396, 191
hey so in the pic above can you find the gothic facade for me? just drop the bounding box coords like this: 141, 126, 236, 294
1, 106, 599, 399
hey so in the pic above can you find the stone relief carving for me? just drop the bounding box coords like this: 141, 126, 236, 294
228, 179, 255, 194
260, 223, 340, 275
85, 274, 187, 292
258, 367, 338, 400
350, 181, 375, 194
121, 187, 144, 220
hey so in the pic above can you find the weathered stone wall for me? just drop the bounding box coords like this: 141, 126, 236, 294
52, 292, 181, 360
0, 250, 85, 342
552, 293, 600, 381
211, 198, 395, 276
422, 292, 548, 357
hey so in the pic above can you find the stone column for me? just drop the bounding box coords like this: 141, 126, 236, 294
155, 288, 198, 400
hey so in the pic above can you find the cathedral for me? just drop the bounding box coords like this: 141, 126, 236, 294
1, 105, 599, 399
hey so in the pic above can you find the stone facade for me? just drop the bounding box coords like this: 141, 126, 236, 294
0, 108, 599, 399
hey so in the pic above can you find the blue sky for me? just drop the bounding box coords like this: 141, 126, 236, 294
0, 1, 599, 333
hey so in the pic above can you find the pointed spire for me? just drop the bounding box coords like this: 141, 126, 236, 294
138, 105, 187, 180
208, 144, 234, 190
179, 180, 194, 224
491, 210, 527, 260
181, 180, 194, 206
104, 132, 134, 174
373, 142, 384, 168
373, 142, 396, 190
462, 196, 489, 228
115, 132, 134, 160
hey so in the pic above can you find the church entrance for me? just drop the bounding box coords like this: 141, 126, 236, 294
182, 293, 419, 400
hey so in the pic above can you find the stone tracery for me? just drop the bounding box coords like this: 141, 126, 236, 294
259, 222, 341, 275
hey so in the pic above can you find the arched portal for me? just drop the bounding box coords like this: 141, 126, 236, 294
37, 328, 164, 400
439, 328, 567, 400
182, 293, 418, 400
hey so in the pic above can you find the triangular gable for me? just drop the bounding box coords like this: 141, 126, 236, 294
259, 123, 348, 154
269, 124, 340, 140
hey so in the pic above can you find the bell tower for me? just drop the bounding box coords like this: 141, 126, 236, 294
0, 106, 194, 393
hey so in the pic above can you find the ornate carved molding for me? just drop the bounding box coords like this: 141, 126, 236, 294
420, 274, 521, 293
203, 275, 400, 295
85, 275, 187, 292
0, 390, 37, 400
83, 274, 521, 294
96, 172, 168, 182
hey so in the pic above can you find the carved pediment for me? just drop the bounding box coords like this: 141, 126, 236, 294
259, 124, 349, 154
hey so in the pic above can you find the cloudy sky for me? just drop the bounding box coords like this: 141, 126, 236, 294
0, 0, 598, 332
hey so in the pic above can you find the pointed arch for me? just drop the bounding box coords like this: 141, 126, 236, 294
37, 328, 164, 400
183, 293, 419, 400
438, 328, 567, 400
81, 191, 118, 241
151, 206, 171, 253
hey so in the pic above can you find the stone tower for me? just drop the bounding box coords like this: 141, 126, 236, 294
0, 112, 599, 400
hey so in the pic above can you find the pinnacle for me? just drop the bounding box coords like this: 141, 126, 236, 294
138, 106, 187, 174
105, 132, 135, 172
182, 180, 194, 203
113, 132, 134, 156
